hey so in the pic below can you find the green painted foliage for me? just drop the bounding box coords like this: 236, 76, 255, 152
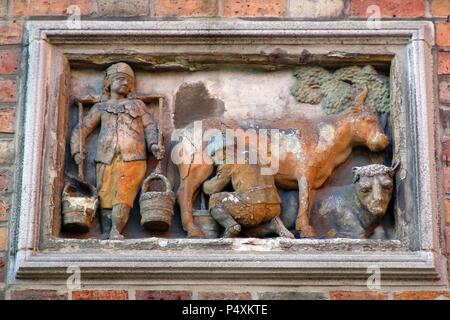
291, 65, 390, 114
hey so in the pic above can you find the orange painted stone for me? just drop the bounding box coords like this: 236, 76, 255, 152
222, 0, 286, 17
331, 291, 388, 300
154, 0, 218, 17
12, 0, 96, 16
350, 0, 425, 17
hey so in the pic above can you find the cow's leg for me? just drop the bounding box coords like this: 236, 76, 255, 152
295, 175, 318, 238
177, 162, 214, 238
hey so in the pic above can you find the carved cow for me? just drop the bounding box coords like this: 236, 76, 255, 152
174, 88, 389, 238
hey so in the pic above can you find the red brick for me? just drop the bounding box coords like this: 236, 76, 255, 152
11, 290, 68, 300
0, 51, 19, 75
97, 0, 149, 16
222, 0, 286, 17
437, 23, 450, 47
331, 291, 388, 300
0, 199, 10, 222
0, 80, 16, 103
0, 22, 23, 45
440, 80, 450, 104
446, 227, 450, 252
445, 167, 450, 193
439, 52, 450, 75
350, 0, 425, 18
135, 290, 192, 300
0, 227, 7, 251
0, 140, 14, 165
198, 292, 252, 300
72, 290, 128, 300
154, 0, 218, 17
12, 0, 96, 16
0, 172, 11, 193
394, 291, 450, 300
0, 108, 15, 134
446, 200, 450, 224
431, 0, 450, 17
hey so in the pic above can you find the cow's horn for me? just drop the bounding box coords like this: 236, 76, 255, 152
356, 85, 368, 105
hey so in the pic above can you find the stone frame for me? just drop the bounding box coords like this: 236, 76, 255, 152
7, 20, 447, 287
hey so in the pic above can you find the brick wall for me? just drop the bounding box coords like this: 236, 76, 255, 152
0, 0, 449, 300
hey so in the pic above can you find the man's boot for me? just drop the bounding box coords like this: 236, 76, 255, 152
109, 204, 131, 240
100, 209, 112, 240
210, 206, 241, 238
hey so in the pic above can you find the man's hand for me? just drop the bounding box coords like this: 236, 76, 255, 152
74, 153, 83, 165
151, 144, 165, 160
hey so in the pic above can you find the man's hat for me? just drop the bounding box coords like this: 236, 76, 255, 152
105, 62, 134, 79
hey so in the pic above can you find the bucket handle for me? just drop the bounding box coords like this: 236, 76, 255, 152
141, 173, 172, 193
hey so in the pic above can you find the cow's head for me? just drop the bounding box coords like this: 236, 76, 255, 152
346, 105, 389, 152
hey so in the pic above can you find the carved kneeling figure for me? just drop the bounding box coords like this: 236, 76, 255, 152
203, 163, 294, 239
310, 164, 397, 239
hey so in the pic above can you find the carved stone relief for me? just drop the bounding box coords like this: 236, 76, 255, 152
61, 62, 394, 241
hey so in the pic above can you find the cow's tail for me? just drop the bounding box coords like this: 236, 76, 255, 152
356, 84, 368, 105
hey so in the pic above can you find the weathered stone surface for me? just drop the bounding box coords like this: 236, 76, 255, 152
0, 80, 16, 103
11, 290, 68, 300
257, 291, 328, 300
0, 140, 14, 165
351, 0, 425, 17
12, 0, 96, 16
72, 290, 128, 300
331, 291, 388, 300
437, 23, 450, 47
0, 108, 15, 134
394, 291, 450, 300
440, 79, 450, 104
135, 290, 192, 300
222, 0, 286, 17
431, 0, 450, 16
0, 51, 19, 75
96, 0, 149, 16
154, 0, 218, 16
198, 292, 252, 300
0, 228, 8, 251
0, 22, 22, 45
289, 0, 344, 18
439, 53, 450, 75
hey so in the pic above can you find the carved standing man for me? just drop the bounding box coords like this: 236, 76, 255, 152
71, 62, 163, 240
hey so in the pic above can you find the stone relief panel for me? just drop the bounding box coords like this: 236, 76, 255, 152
60, 62, 395, 241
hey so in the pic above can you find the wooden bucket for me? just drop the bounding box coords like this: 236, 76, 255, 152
139, 173, 175, 231
61, 181, 98, 233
